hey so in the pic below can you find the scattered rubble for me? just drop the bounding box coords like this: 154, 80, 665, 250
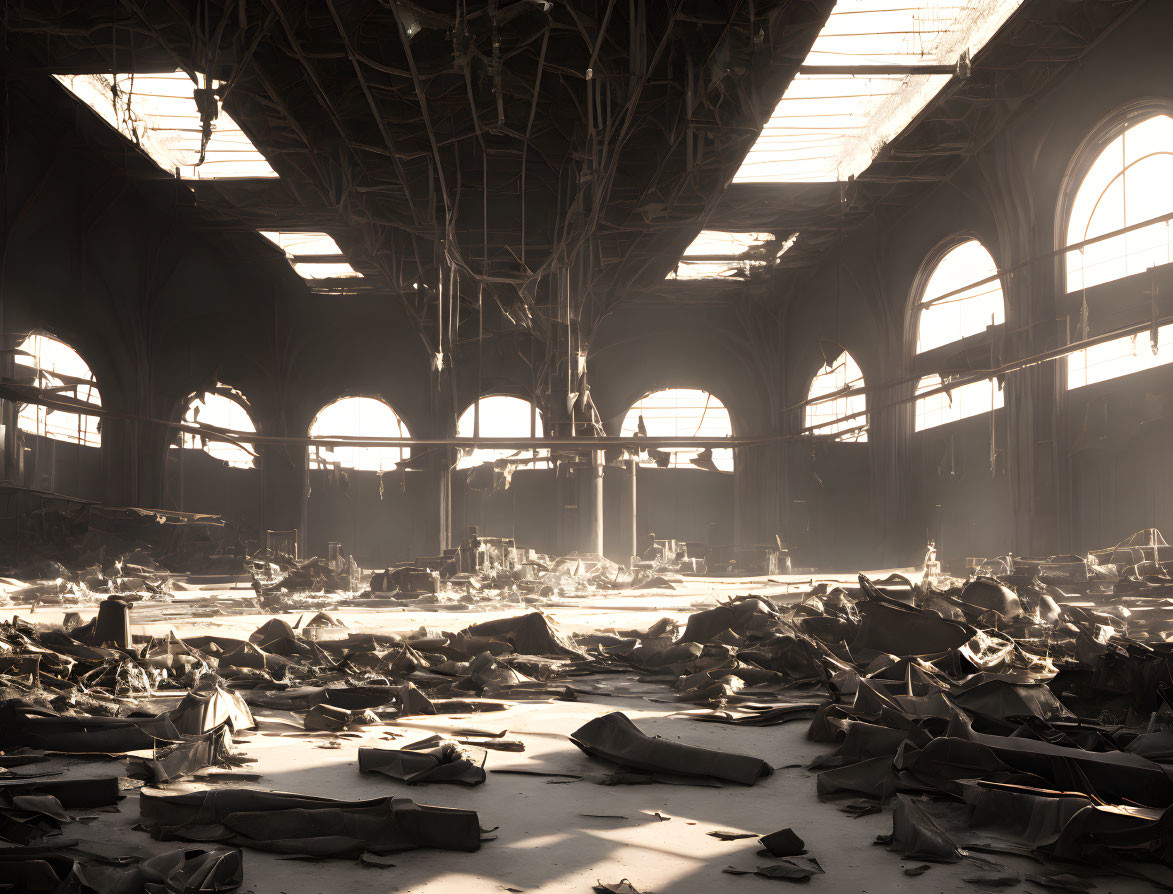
2, 527, 1173, 890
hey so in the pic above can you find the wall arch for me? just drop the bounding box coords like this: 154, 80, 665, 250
907, 236, 1006, 356
16, 331, 103, 447
308, 396, 411, 472
619, 388, 734, 471
1056, 99, 1173, 294
803, 349, 867, 443
455, 394, 547, 469
171, 385, 258, 469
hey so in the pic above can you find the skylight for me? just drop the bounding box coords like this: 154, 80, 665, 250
54, 71, 276, 180
259, 231, 361, 279
667, 230, 775, 280
734, 0, 1024, 183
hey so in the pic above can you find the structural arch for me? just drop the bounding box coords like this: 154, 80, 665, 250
913, 238, 1005, 354
309, 396, 410, 472
16, 332, 102, 446
456, 395, 548, 470
804, 351, 867, 443
172, 386, 257, 469
619, 388, 734, 471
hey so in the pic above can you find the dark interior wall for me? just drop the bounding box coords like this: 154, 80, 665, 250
785, 442, 875, 570
17, 432, 104, 503
2, 72, 760, 563
910, 413, 1012, 564
305, 469, 433, 567
626, 467, 735, 551
589, 300, 765, 559
452, 469, 559, 558
10, 1, 1170, 570
2, 73, 441, 549
163, 449, 262, 539
775, 0, 1173, 567
1066, 364, 1173, 554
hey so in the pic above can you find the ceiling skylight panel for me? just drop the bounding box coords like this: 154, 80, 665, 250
667, 231, 775, 280
734, 0, 1024, 183
54, 71, 276, 179
684, 231, 775, 257
293, 263, 363, 280
259, 231, 362, 279
260, 231, 345, 256
667, 261, 752, 280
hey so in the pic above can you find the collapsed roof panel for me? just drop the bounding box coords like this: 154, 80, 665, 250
259, 231, 361, 279
53, 71, 276, 180
734, 0, 1024, 183
667, 231, 777, 280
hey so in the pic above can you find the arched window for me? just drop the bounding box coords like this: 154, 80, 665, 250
620, 388, 734, 471
309, 397, 410, 472
456, 395, 547, 470
16, 334, 101, 446
915, 374, 1003, 431
1068, 324, 1173, 389
1066, 113, 1173, 293
173, 387, 256, 469
805, 351, 867, 442
915, 239, 1004, 353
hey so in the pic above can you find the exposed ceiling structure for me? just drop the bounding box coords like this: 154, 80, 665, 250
6, 0, 1140, 352
733, 0, 1025, 184
711, 0, 1138, 270
7, 0, 831, 356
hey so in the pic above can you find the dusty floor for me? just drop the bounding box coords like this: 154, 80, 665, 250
12, 574, 1154, 894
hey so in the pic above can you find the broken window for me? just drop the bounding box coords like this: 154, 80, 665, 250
666, 231, 776, 281
1067, 324, 1173, 390
259, 232, 361, 280
614, 389, 731, 473
734, 0, 1024, 183
16, 334, 101, 447
619, 389, 734, 471
1066, 113, 1173, 292
173, 388, 256, 469
456, 396, 548, 470
915, 374, 1003, 431
805, 351, 867, 442
915, 239, 1004, 353
53, 71, 276, 180
309, 397, 410, 472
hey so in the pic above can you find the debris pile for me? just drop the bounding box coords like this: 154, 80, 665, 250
3, 528, 1173, 890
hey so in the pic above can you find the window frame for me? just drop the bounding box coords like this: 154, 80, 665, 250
15, 331, 103, 448
907, 234, 1006, 364
803, 350, 868, 443
173, 386, 258, 470
455, 394, 548, 471
308, 395, 413, 472
619, 387, 736, 471
1056, 98, 1173, 297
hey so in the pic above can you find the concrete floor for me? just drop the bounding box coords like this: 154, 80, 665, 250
10, 575, 1157, 893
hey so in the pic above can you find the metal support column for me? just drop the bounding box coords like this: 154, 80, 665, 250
629, 456, 638, 566
439, 450, 453, 552
590, 448, 604, 556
